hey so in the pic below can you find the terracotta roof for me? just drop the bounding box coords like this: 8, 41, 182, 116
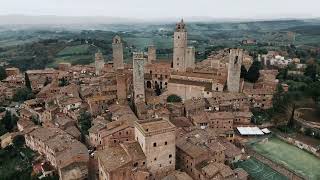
96, 141, 145, 172
135, 119, 175, 134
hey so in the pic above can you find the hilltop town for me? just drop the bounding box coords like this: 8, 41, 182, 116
0, 19, 319, 180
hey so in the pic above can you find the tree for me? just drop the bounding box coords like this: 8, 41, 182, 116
167, 94, 182, 103
0, 66, 6, 81
307, 82, 320, 102
12, 87, 35, 102
304, 64, 318, 81
13, 135, 25, 148
78, 111, 92, 136
59, 77, 69, 87
245, 61, 261, 83
2, 111, 18, 132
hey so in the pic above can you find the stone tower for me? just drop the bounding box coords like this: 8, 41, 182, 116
185, 46, 195, 70
133, 52, 145, 104
147, 45, 156, 64
227, 49, 243, 93
95, 50, 104, 75
116, 69, 127, 104
173, 19, 188, 72
112, 35, 124, 70
134, 119, 176, 178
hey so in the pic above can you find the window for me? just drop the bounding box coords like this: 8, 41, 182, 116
169, 154, 172, 158
169, 161, 172, 164
165, 141, 168, 145
153, 142, 157, 147
133, 162, 138, 167
154, 158, 157, 161
114, 140, 117, 143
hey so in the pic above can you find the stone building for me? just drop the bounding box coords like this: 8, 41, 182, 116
95, 51, 105, 75
86, 95, 112, 116
190, 111, 234, 142
5, 67, 20, 77
26, 69, 59, 92
112, 35, 124, 70
167, 71, 225, 101
58, 63, 72, 71
176, 128, 230, 180
207, 92, 250, 112
148, 45, 156, 64
96, 141, 150, 180
25, 127, 89, 180
144, 61, 171, 90
135, 119, 176, 178
133, 52, 146, 104
96, 120, 135, 149
227, 49, 243, 93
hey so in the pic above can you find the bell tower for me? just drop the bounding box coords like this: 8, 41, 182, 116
173, 19, 188, 72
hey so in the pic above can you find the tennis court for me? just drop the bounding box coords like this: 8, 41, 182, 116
235, 157, 287, 180
249, 136, 320, 180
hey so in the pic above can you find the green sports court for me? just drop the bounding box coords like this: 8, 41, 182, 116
249, 136, 320, 180
235, 157, 287, 180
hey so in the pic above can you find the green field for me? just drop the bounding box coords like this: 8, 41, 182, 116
235, 157, 287, 180
250, 137, 320, 180
57, 44, 91, 56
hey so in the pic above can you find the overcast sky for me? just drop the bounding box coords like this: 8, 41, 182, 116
1, 0, 319, 19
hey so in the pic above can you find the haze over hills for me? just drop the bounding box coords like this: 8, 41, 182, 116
0, 15, 320, 25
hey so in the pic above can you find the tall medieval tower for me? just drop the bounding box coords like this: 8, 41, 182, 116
173, 19, 188, 72
133, 52, 146, 104
116, 69, 127, 104
112, 35, 124, 70
95, 50, 104, 75
147, 45, 156, 64
185, 46, 195, 70
227, 49, 243, 93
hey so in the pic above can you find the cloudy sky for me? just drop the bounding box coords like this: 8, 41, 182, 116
1, 0, 319, 19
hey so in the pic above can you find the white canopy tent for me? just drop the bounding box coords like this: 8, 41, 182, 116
237, 127, 264, 136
